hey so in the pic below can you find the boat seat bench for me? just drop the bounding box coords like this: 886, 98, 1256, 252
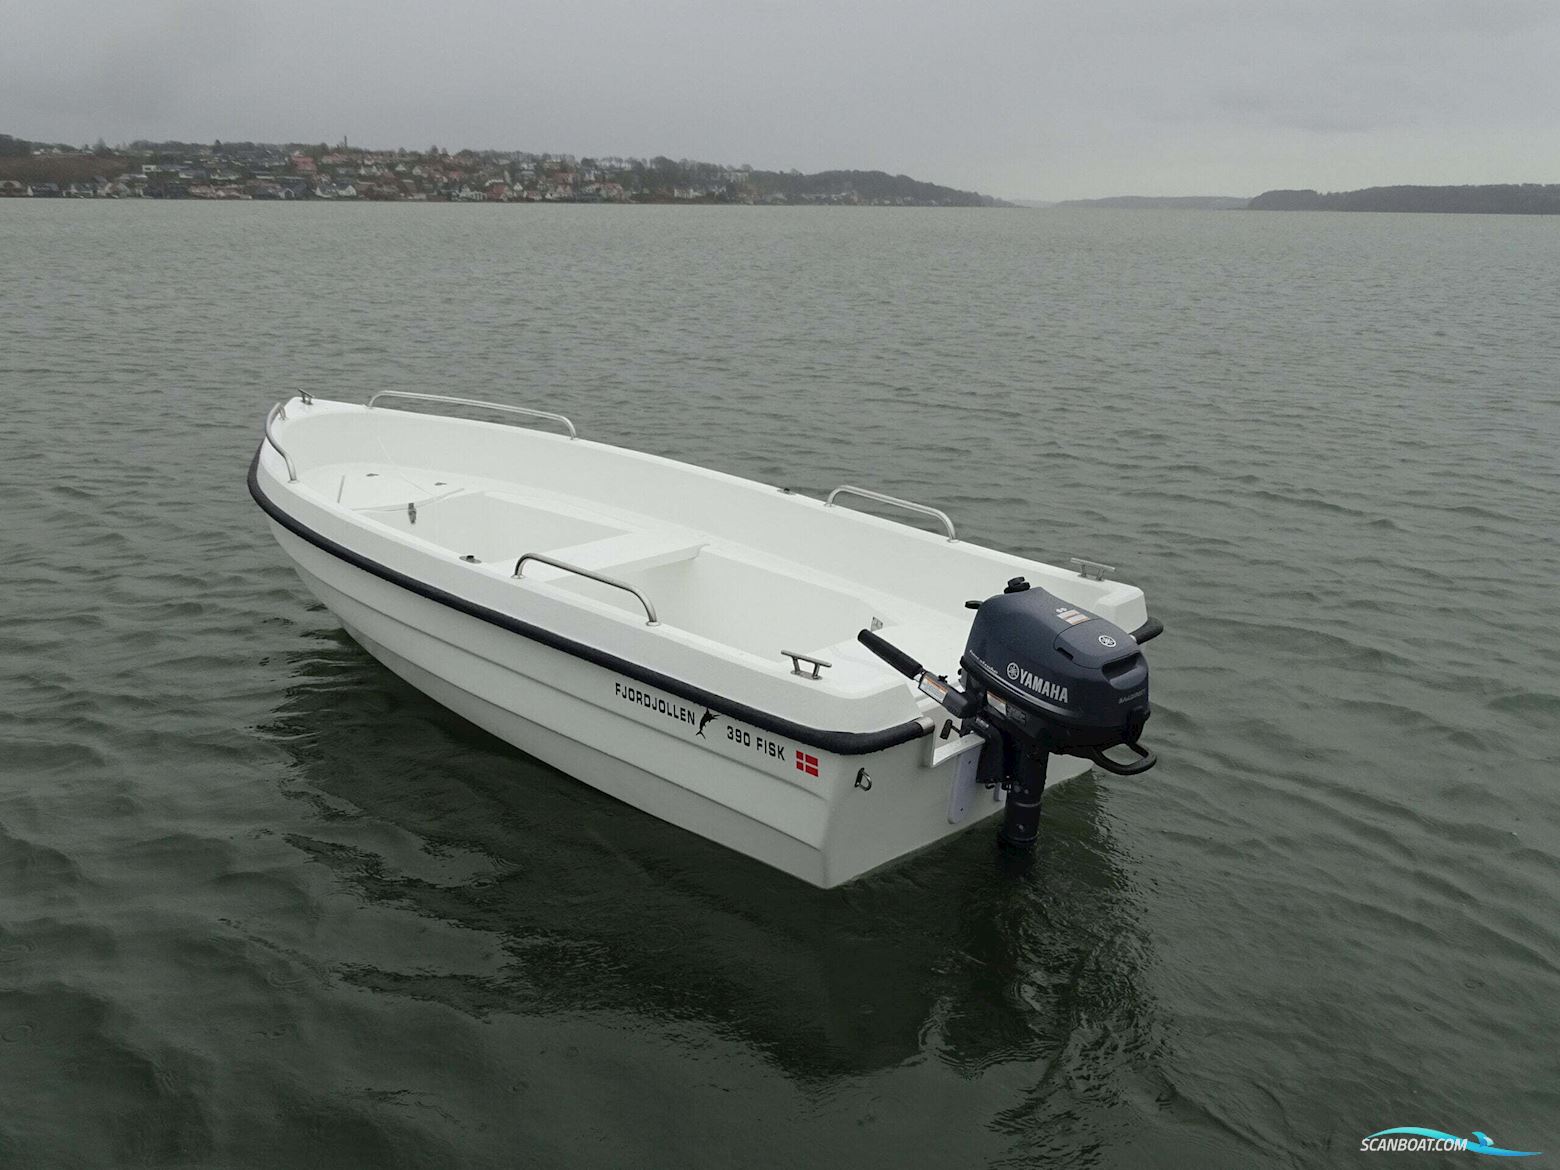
522, 530, 708, 579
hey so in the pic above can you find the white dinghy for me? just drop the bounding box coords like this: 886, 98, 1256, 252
253, 393, 1163, 887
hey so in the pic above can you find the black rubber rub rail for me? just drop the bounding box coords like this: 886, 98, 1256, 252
248, 447, 930, 756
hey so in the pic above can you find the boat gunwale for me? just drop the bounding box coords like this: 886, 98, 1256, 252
249, 445, 932, 756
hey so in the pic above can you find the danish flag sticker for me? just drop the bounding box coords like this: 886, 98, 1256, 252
795, 751, 820, 777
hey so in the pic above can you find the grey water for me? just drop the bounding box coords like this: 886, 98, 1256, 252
2, 201, 1557, 1168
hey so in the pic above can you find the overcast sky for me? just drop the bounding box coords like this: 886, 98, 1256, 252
3, 0, 1557, 200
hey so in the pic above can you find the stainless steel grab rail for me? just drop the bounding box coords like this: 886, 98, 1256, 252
513, 553, 659, 626
367, 390, 578, 440
824, 485, 957, 542
264, 402, 298, 481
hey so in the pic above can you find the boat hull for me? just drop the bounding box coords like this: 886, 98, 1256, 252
270, 523, 1083, 886
250, 395, 1144, 886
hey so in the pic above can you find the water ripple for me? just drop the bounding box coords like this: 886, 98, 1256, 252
1, 202, 1557, 1167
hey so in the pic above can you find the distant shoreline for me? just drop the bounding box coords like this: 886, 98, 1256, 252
1045, 185, 1560, 215
1051, 195, 1248, 211
1246, 184, 1560, 215
0, 135, 1005, 207
0, 192, 1002, 208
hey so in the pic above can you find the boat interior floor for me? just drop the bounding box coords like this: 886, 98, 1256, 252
314, 462, 970, 680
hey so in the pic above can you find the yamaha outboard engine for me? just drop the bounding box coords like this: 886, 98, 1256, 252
859, 577, 1158, 854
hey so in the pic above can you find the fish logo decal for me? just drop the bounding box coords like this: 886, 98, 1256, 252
697, 709, 718, 738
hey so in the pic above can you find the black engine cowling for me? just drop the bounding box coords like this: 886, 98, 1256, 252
961, 579, 1151, 760
857, 576, 1159, 859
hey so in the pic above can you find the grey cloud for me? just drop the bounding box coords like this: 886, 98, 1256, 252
1, 0, 1557, 199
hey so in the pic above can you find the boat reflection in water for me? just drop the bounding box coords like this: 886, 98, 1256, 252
261, 624, 1167, 1091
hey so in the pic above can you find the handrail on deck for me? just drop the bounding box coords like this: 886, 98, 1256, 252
824, 484, 957, 542
513, 553, 659, 626
367, 390, 578, 440
264, 402, 298, 481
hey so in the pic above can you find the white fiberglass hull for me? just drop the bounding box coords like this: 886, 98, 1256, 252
253, 395, 1152, 887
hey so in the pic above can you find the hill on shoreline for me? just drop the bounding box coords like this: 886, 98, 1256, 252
0, 132, 1004, 205
1249, 184, 1560, 214
748, 169, 1001, 206
1039, 185, 1560, 216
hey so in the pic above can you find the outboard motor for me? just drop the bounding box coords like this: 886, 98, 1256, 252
859, 577, 1158, 854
